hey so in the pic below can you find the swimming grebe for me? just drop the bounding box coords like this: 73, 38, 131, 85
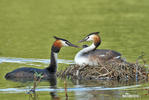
5, 36, 79, 79
74, 32, 121, 66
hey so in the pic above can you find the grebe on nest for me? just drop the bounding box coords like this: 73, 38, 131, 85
5, 36, 79, 80
74, 32, 121, 66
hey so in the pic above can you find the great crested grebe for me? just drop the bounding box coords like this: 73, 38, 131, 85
5, 36, 79, 79
74, 32, 121, 66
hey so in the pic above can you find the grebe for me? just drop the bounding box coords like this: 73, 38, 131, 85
5, 36, 79, 80
74, 32, 121, 66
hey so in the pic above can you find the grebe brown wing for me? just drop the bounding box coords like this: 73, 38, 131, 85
94, 49, 121, 56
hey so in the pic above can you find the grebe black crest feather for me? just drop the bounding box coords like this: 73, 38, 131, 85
54, 36, 67, 41
87, 32, 99, 36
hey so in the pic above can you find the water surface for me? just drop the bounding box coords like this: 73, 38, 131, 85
0, 57, 149, 100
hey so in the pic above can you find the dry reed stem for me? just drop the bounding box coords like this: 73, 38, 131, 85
58, 59, 147, 81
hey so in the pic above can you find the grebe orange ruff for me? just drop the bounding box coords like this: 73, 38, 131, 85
5, 36, 79, 80
74, 32, 121, 66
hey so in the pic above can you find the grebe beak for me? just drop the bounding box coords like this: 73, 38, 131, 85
68, 43, 80, 48
78, 38, 87, 43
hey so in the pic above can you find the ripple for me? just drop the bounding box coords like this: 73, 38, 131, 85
0, 57, 74, 64
0, 85, 141, 93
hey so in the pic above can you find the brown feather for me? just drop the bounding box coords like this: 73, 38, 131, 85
53, 40, 62, 48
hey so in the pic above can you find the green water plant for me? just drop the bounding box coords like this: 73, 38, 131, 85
27, 72, 44, 100
28, 92, 38, 100
135, 52, 149, 81
64, 80, 68, 100
32, 72, 44, 92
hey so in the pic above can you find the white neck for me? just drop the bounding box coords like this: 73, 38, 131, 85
53, 52, 58, 66
76, 43, 96, 56
74, 43, 96, 65
81, 43, 95, 53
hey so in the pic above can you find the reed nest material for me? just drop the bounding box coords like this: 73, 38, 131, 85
58, 59, 148, 81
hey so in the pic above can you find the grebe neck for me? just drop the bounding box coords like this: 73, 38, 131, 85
76, 38, 101, 56
74, 43, 97, 64
93, 35, 101, 49
46, 45, 60, 73
79, 43, 96, 54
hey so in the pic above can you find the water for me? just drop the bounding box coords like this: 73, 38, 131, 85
0, 57, 149, 100
0, 57, 74, 64
0, 85, 141, 93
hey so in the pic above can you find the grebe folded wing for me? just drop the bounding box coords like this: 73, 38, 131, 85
86, 49, 121, 59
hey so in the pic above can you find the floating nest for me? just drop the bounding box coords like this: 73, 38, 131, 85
58, 59, 148, 81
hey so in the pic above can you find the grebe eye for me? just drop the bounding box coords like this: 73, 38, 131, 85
65, 41, 69, 45
86, 36, 89, 40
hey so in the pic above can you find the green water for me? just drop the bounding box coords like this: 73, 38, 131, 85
0, 0, 149, 100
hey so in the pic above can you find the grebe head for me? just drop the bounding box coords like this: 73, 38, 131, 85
53, 36, 79, 48
78, 32, 100, 43
78, 32, 101, 49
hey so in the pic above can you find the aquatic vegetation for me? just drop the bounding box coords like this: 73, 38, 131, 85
26, 72, 44, 100
64, 80, 68, 100
27, 72, 43, 93
144, 89, 149, 95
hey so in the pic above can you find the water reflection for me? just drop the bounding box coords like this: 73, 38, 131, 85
28, 91, 38, 100
71, 78, 139, 87
3, 75, 147, 100
48, 76, 61, 100
5, 75, 62, 100
70, 79, 141, 100
27, 76, 62, 100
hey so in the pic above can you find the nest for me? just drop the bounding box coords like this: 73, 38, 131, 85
58, 59, 148, 81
